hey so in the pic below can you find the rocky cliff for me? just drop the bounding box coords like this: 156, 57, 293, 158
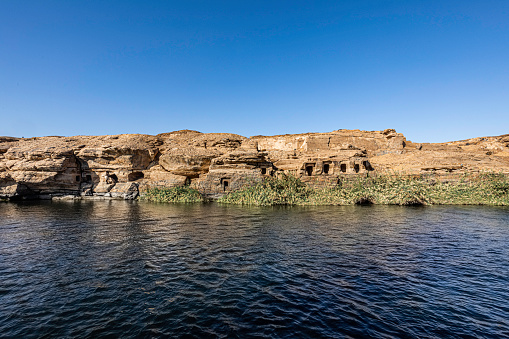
1, 129, 508, 200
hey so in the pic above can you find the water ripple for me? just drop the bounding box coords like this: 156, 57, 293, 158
1, 202, 508, 338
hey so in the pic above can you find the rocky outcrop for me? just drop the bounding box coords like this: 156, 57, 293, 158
1, 129, 508, 200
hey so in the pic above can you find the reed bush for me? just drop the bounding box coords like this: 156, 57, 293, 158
219, 173, 509, 206
139, 173, 509, 206
140, 186, 204, 203
218, 174, 312, 206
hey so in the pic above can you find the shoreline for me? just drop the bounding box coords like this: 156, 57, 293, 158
141, 173, 509, 207
3, 196, 509, 207
2, 173, 508, 206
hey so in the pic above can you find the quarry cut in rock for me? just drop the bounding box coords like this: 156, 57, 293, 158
1, 129, 508, 200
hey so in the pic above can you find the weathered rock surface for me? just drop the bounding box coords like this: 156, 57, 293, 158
1, 129, 508, 200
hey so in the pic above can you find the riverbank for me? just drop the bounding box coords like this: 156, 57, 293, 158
140, 173, 509, 206
2, 130, 509, 202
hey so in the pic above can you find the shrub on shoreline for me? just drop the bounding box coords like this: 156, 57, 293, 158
218, 173, 509, 206
218, 174, 312, 206
140, 186, 204, 203
139, 173, 509, 206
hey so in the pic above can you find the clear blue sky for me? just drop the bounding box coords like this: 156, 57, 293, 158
1, 0, 508, 142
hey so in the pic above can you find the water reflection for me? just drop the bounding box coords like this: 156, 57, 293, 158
0, 201, 508, 337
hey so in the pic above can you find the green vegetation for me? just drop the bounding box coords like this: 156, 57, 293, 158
140, 186, 204, 203
139, 173, 509, 206
218, 174, 312, 206
218, 173, 509, 206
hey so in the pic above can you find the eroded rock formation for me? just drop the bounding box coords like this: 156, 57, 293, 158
1, 129, 508, 200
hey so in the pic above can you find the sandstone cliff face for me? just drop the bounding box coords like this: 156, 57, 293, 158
1, 129, 508, 200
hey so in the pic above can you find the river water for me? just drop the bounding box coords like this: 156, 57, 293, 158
0, 201, 508, 338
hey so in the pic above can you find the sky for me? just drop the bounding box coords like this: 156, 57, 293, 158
1, 0, 508, 142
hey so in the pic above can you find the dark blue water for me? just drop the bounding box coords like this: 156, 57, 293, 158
1, 201, 508, 338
